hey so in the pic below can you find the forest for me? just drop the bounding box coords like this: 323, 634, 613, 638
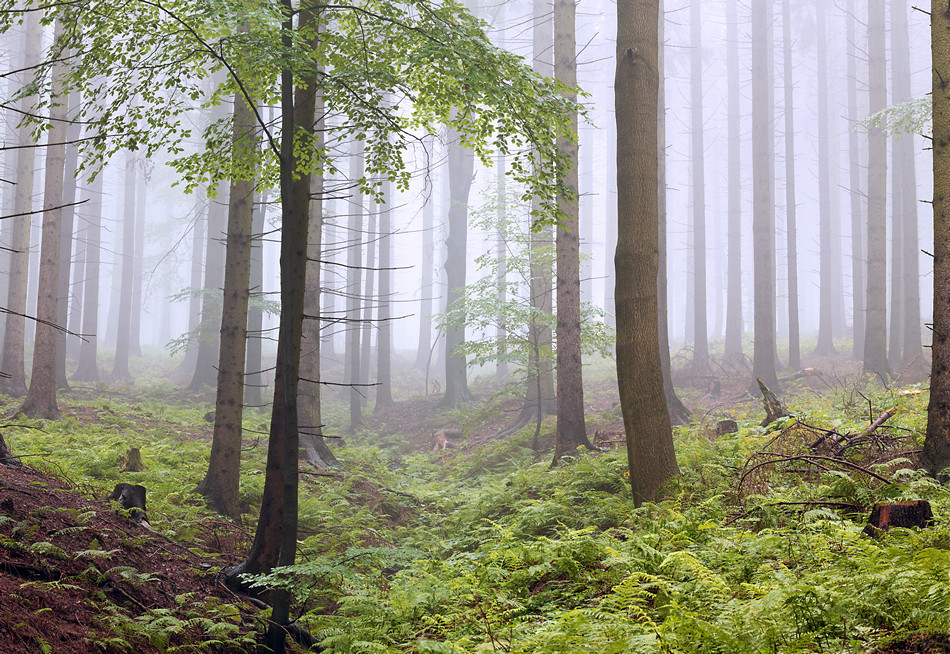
0, 0, 947, 652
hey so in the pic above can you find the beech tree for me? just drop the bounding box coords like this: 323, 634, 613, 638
616, 0, 678, 506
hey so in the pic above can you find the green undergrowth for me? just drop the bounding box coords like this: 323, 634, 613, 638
0, 372, 947, 653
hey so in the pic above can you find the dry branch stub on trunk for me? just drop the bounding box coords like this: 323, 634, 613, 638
864, 500, 934, 537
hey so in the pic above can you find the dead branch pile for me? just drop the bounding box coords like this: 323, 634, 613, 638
736, 409, 920, 503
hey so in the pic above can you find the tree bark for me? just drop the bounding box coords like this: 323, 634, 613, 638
847, 0, 866, 360
374, 177, 394, 411
724, 0, 743, 363
414, 136, 436, 371
189, 178, 228, 389
111, 154, 135, 382
19, 19, 68, 420
863, 0, 889, 379
751, 0, 779, 390
616, 0, 679, 506
688, 0, 709, 377
196, 67, 257, 519
244, 189, 265, 409
924, 2, 950, 478
130, 162, 145, 357
782, 0, 800, 369
55, 95, 80, 391
345, 141, 364, 430
813, 0, 836, 358
552, 0, 593, 462
72, 172, 102, 382
0, 12, 41, 397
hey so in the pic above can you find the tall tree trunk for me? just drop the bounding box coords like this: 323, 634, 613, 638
345, 140, 364, 430
616, 0, 679, 506
414, 137, 435, 371
658, 0, 689, 425
56, 96, 80, 390
580, 126, 594, 306
552, 0, 593, 462
358, 206, 376, 407
863, 0, 889, 378
374, 178, 394, 411
724, 0, 743, 363
0, 11, 41, 397
925, 0, 950, 477
441, 127, 475, 408
195, 67, 257, 519
892, 0, 922, 368
73, 173, 103, 382
783, 0, 800, 369
751, 0, 779, 390
847, 0, 866, 360
495, 151, 509, 379
689, 0, 709, 377
814, 0, 836, 357
111, 154, 135, 382
19, 20, 68, 420
888, 127, 904, 372
245, 189, 266, 409
66, 210, 84, 362
189, 179, 229, 388
130, 164, 145, 357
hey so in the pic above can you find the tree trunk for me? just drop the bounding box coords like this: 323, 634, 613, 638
924, 2, 950, 478
19, 19, 67, 420
345, 141, 364, 430
751, 0, 779, 390
374, 178, 394, 411
616, 0, 679, 506
863, 0, 889, 379
440, 127, 475, 408
414, 136, 435, 371
73, 172, 102, 382
724, 0, 743, 363
783, 0, 800, 369
847, 0, 866, 360
689, 0, 709, 377
813, 0, 836, 357
111, 154, 135, 382
176, 200, 205, 376
244, 188, 266, 409
55, 95, 80, 391
66, 210, 84, 363
189, 178, 229, 388
195, 69, 257, 519
658, 0, 689, 425
130, 163, 145, 357
892, 0, 922, 368
552, 0, 593, 462
0, 12, 41, 397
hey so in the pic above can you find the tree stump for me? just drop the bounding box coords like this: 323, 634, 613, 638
757, 377, 790, 427
716, 420, 739, 437
107, 482, 150, 526
0, 433, 22, 468
118, 447, 145, 472
863, 500, 933, 538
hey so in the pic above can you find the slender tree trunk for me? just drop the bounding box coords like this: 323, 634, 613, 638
346, 141, 364, 430
888, 129, 904, 372
19, 20, 68, 419
0, 12, 41, 397
847, 0, 866, 360
724, 0, 743, 363
441, 127, 475, 408
374, 179, 394, 411
751, 0, 779, 390
73, 173, 102, 382
580, 126, 594, 306
56, 96, 80, 390
892, 0, 922, 368
689, 0, 709, 377
616, 0, 679, 506
414, 137, 435, 371
189, 179, 229, 388
782, 0, 800, 368
111, 155, 135, 382
245, 189, 266, 408
495, 152, 509, 379
658, 0, 689, 424
925, 0, 950, 477
358, 206, 376, 407
552, 0, 593, 461
863, 0, 889, 378
130, 164, 145, 358
814, 0, 836, 357
66, 210, 84, 362
195, 67, 257, 519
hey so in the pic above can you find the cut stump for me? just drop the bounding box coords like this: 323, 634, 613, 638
863, 500, 933, 537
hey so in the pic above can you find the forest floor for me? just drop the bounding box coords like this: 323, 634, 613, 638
0, 350, 947, 652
